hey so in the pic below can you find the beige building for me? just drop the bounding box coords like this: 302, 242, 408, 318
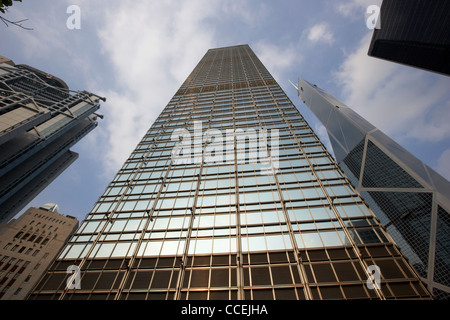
0, 56, 15, 66
0, 204, 78, 299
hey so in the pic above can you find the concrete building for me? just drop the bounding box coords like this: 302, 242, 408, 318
0, 204, 78, 299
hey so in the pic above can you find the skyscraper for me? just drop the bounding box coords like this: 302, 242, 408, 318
0, 56, 105, 222
295, 77, 450, 299
368, 0, 450, 76
29, 45, 431, 300
0, 204, 78, 299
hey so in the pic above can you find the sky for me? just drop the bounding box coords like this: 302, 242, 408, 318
1, 0, 449, 223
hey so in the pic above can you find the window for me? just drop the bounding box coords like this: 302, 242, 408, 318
14, 231, 23, 238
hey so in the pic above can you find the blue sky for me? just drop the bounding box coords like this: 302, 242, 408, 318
1, 0, 449, 222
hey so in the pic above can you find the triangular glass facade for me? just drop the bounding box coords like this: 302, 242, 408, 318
29, 45, 431, 300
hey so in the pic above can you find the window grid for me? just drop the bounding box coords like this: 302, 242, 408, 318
29, 45, 431, 300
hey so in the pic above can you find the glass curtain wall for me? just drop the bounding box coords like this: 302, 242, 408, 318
29, 45, 431, 300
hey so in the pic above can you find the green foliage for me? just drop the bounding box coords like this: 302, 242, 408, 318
0, 0, 22, 14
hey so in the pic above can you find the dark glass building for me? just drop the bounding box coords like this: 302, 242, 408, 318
29, 45, 431, 300
296, 77, 450, 299
368, 0, 450, 76
0, 57, 104, 222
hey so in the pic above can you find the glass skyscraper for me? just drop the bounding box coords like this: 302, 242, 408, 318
368, 0, 450, 76
296, 77, 450, 299
29, 45, 431, 300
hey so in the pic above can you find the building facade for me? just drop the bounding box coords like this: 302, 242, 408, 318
0, 204, 78, 299
296, 77, 450, 299
29, 45, 431, 300
0, 56, 104, 222
368, 0, 450, 76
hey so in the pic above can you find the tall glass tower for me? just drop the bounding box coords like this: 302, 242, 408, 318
296, 77, 450, 299
29, 45, 431, 300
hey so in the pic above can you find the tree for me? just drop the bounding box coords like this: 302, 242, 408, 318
0, 0, 22, 14
0, 0, 32, 30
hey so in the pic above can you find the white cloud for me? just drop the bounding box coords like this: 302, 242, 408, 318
220, 0, 268, 27
336, 0, 382, 19
334, 32, 450, 144
253, 41, 299, 82
307, 22, 334, 45
94, 0, 220, 175
437, 149, 450, 181
6, 4, 70, 60
52, 0, 277, 178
